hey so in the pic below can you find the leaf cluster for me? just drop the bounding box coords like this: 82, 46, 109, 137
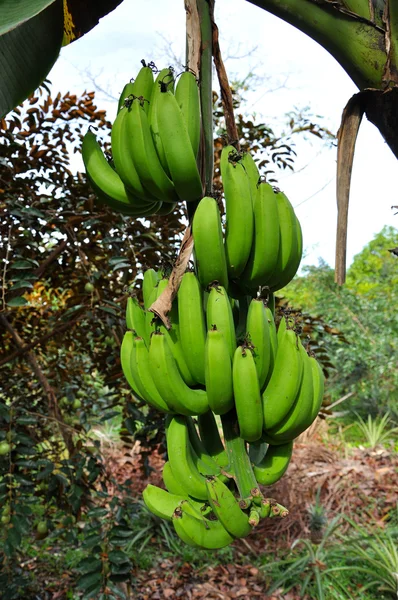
282, 229, 398, 417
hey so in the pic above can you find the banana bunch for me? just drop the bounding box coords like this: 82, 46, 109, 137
121, 270, 324, 438
192, 148, 302, 294
82, 61, 203, 217
121, 269, 324, 549
143, 413, 289, 549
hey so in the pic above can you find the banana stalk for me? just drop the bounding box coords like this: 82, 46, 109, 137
221, 410, 261, 503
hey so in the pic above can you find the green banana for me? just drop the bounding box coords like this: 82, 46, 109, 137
130, 336, 172, 413
186, 417, 224, 477
162, 461, 210, 514
267, 190, 301, 292
166, 415, 208, 500
111, 105, 157, 201
240, 151, 261, 191
266, 292, 275, 316
276, 311, 295, 345
162, 460, 188, 496
148, 67, 175, 176
266, 344, 314, 442
206, 476, 253, 538
172, 503, 234, 549
220, 145, 254, 278
155, 202, 177, 215
145, 284, 159, 341
143, 484, 182, 521
206, 285, 236, 359
175, 70, 201, 158
204, 327, 234, 415
246, 298, 272, 390
271, 213, 303, 292
265, 307, 277, 343
149, 332, 209, 416
253, 441, 293, 486
117, 80, 135, 114
154, 279, 196, 386
158, 301, 199, 388
162, 461, 194, 498
126, 296, 148, 344
130, 62, 154, 111
157, 87, 203, 202
142, 268, 160, 309
262, 328, 303, 431
308, 354, 325, 425
192, 196, 229, 291
82, 130, 160, 214
178, 272, 207, 385
240, 181, 280, 292
248, 440, 268, 465
233, 346, 263, 442
197, 411, 229, 468
120, 331, 143, 400
125, 98, 179, 203
161, 320, 196, 387
142, 484, 203, 522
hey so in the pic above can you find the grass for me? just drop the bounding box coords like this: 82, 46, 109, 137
10, 497, 398, 600
329, 521, 398, 598
354, 412, 398, 448
326, 413, 398, 451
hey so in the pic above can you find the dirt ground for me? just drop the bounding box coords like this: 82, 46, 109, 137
100, 421, 398, 599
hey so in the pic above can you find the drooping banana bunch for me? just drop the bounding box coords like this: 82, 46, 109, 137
97, 58, 321, 549
82, 61, 203, 217
193, 146, 303, 295
121, 269, 324, 549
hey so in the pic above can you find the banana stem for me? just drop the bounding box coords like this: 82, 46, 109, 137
196, 0, 214, 197
221, 410, 261, 501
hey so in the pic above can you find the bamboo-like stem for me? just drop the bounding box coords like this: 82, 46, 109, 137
221, 410, 261, 501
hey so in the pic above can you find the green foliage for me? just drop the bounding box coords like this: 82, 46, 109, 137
330, 521, 398, 598
261, 516, 349, 599
281, 227, 398, 416
354, 412, 398, 448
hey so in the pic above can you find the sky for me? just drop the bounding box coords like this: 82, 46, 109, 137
47, 0, 398, 272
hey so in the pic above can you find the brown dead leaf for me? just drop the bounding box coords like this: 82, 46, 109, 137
149, 225, 194, 328
335, 92, 365, 285
236, 588, 249, 597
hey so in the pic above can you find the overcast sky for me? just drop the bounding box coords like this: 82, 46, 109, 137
47, 0, 398, 271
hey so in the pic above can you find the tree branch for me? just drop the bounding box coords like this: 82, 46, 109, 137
210, 1, 240, 147
0, 314, 75, 454
4, 239, 68, 304
0, 312, 84, 367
